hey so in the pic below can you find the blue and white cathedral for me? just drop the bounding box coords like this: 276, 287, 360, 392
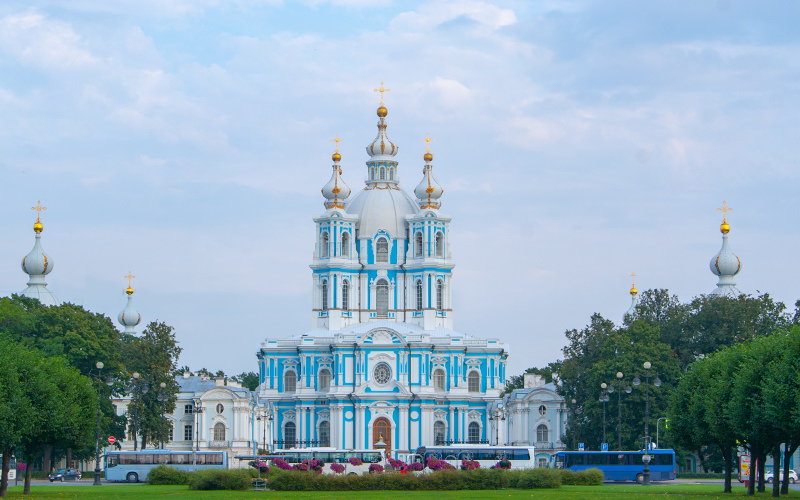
255, 96, 509, 458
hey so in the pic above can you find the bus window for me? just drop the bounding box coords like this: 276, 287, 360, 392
654, 453, 674, 466
479, 450, 497, 460
589, 454, 608, 466
315, 452, 331, 463
459, 451, 474, 460
615, 454, 627, 465
513, 449, 530, 460
106, 455, 119, 468
330, 452, 346, 463
155, 454, 169, 465
363, 452, 381, 463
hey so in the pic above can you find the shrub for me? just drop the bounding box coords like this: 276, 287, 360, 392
268, 470, 318, 491
147, 465, 189, 485
187, 469, 252, 490
514, 468, 561, 489
330, 463, 345, 474
559, 467, 603, 485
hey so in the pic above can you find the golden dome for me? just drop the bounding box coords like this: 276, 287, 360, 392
126, 286, 134, 295
377, 105, 388, 118
720, 222, 730, 234
423, 152, 433, 162
33, 221, 43, 233
332, 152, 341, 162
630, 286, 638, 296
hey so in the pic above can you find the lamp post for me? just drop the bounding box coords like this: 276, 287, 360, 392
599, 383, 610, 446
570, 399, 577, 450
488, 404, 506, 445
192, 400, 203, 470
127, 372, 141, 451
633, 362, 661, 485
610, 372, 632, 451
93, 361, 112, 486
157, 382, 168, 449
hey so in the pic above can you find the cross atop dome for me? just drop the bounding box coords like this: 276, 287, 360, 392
374, 82, 390, 105
31, 200, 46, 233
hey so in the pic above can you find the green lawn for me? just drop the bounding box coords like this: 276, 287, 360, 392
1, 484, 798, 500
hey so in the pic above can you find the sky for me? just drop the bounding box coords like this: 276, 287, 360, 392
0, 0, 798, 378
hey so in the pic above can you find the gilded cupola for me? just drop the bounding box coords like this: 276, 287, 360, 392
118, 272, 142, 334
20, 200, 58, 306
709, 201, 742, 297
414, 134, 444, 209
321, 134, 351, 209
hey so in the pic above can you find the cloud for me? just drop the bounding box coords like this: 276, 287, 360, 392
391, 0, 517, 32
0, 11, 98, 69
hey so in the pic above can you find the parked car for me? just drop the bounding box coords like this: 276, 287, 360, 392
48, 469, 82, 482
765, 469, 798, 484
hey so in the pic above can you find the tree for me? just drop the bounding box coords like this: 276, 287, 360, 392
121, 321, 182, 449
503, 364, 558, 394
231, 372, 260, 391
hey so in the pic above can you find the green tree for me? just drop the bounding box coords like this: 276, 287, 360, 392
121, 321, 182, 449
231, 371, 260, 391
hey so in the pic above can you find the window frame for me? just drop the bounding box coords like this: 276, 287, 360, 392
318, 369, 331, 392
436, 279, 444, 310
376, 279, 389, 316
284, 370, 297, 393
435, 232, 444, 257
341, 232, 349, 257
342, 280, 349, 311
415, 231, 423, 257
536, 424, 549, 442
416, 280, 423, 311
467, 371, 481, 393
320, 231, 329, 258
468, 422, 481, 444
321, 279, 329, 311
213, 423, 226, 441
375, 237, 389, 263
433, 369, 446, 391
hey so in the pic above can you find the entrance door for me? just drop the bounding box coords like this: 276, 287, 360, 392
373, 417, 392, 457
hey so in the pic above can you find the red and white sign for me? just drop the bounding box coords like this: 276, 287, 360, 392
108, 436, 116, 444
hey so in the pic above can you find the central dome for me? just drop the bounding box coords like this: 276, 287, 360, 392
346, 187, 419, 238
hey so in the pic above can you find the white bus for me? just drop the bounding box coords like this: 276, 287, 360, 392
104, 450, 227, 482
267, 448, 383, 475
413, 445, 537, 470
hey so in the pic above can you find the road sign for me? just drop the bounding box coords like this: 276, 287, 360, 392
601, 443, 608, 451
108, 436, 116, 444
578, 443, 584, 451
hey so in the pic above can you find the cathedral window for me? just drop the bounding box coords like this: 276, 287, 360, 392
342, 280, 350, 311
319, 421, 330, 447
434, 421, 446, 445
435, 232, 444, 257
321, 279, 329, 311
318, 369, 331, 392
213, 423, 226, 442
376, 279, 389, 316
468, 371, 481, 393
321, 232, 329, 258
536, 424, 549, 443
414, 232, 423, 257
433, 369, 446, 391
284, 422, 296, 448
380, 167, 386, 180
373, 362, 392, 384
416, 280, 423, 311
376, 238, 389, 262
184, 424, 193, 442
284, 371, 296, 393
436, 280, 444, 310
468, 422, 481, 444
538, 404, 547, 416
341, 232, 350, 257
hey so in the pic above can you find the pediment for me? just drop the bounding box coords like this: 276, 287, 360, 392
361, 328, 405, 345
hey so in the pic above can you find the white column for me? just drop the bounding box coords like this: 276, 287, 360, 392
297, 404, 304, 448
356, 406, 365, 449
398, 406, 408, 452
449, 407, 455, 442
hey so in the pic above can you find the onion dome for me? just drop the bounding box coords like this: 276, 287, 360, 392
118, 272, 142, 334
709, 202, 741, 297
366, 105, 398, 158
414, 137, 443, 209
625, 274, 639, 319
321, 138, 351, 209
20, 201, 58, 306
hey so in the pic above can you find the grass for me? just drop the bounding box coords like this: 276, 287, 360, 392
1, 484, 798, 499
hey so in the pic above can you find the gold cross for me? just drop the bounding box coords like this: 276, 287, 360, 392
421, 133, 435, 153
631, 273, 636, 287
330, 133, 343, 153
374, 82, 390, 105
31, 200, 46, 222
124, 271, 135, 288
717, 201, 732, 223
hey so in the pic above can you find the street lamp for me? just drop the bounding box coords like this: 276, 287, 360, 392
599, 383, 610, 447
610, 372, 632, 451
126, 372, 142, 451
157, 382, 168, 449
488, 404, 506, 445
192, 400, 204, 470
93, 362, 113, 486
634, 361, 661, 485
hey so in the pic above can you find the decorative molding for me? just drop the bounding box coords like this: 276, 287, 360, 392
282, 359, 299, 366
317, 409, 331, 420
465, 359, 482, 367
468, 410, 482, 422
431, 356, 448, 365
370, 352, 396, 362
433, 409, 448, 420
368, 401, 395, 420
282, 411, 296, 423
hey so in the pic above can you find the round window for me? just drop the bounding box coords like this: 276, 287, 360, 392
373, 363, 392, 385
216, 403, 224, 414
538, 404, 547, 416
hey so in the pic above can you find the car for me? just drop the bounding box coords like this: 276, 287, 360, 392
765, 469, 797, 484
48, 468, 82, 482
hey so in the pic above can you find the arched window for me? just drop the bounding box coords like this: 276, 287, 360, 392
284, 422, 296, 448
342, 280, 350, 311
416, 280, 423, 311
213, 423, 226, 441
436, 280, 444, 310
341, 232, 350, 257
435, 232, 444, 257
468, 371, 481, 393
433, 369, 446, 391
538, 404, 547, 416
376, 279, 389, 316
376, 238, 389, 262
320, 232, 329, 258
380, 167, 386, 180
319, 421, 330, 447
321, 279, 329, 311
415, 232, 423, 257
434, 421, 446, 446
468, 422, 481, 444
284, 371, 296, 393
536, 424, 549, 443
388, 167, 394, 180
318, 369, 331, 392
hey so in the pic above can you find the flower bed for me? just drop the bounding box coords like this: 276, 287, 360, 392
330, 463, 346, 474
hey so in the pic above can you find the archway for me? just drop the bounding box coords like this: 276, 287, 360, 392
373, 417, 392, 457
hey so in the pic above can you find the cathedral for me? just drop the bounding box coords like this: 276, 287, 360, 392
255, 91, 509, 458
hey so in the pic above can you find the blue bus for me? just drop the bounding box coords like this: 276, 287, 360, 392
104, 450, 227, 483
553, 449, 676, 482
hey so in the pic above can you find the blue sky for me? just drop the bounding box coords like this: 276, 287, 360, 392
1, 0, 798, 378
